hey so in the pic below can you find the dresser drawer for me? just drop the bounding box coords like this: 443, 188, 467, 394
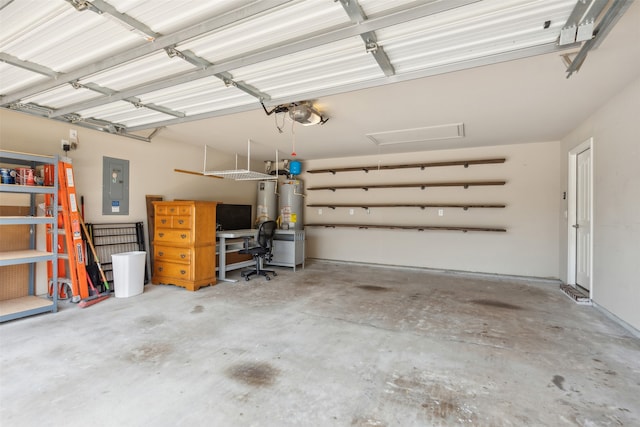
155, 215, 191, 229
154, 245, 191, 263
156, 215, 171, 227
172, 215, 191, 229
165, 205, 193, 215
154, 261, 192, 281
155, 229, 192, 244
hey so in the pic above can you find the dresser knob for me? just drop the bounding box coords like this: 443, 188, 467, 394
180, 254, 186, 259
161, 219, 167, 224
180, 234, 187, 239
159, 232, 164, 237
158, 267, 163, 272
180, 270, 186, 275
158, 251, 164, 256
178, 219, 184, 224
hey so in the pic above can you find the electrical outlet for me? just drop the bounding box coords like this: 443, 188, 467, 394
438, 209, 444, 217
61, 139, 70, 149
349, 209, 354, 215
318, 208, 323, 215
69, 129, 78, 141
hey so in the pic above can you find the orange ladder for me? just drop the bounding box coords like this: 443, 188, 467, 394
46, 160, 89, 302
46, 207, 70, 299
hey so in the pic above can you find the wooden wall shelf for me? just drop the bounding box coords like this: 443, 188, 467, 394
308, 181, 506, 191
307, 203, 506, 210
305, 223, 507, 233
305, 157, 508, 236
307, 158, 506, 174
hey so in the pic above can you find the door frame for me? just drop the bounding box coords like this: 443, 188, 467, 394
567, 137, 594, 297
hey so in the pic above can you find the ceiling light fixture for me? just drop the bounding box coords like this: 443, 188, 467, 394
261, 100, 329, 126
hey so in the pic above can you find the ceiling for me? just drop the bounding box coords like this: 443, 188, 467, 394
1, 0, 639, 161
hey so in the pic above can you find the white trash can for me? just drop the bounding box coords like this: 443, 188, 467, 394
111, 251, 146, 298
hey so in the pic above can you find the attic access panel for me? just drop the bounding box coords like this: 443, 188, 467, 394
367, 123, 465, 146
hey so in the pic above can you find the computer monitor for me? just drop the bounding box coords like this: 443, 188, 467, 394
216, 204, 253, 230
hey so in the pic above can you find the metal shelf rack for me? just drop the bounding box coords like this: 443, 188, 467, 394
0, 150, 59, 322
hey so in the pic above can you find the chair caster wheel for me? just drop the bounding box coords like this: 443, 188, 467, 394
273, 272, 278, 276
266, 276, 271, 281
245, 277, 250, 281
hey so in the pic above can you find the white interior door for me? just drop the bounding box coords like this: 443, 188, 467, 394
575, 147, 591, 291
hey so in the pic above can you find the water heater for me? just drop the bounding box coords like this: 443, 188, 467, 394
278, 179, 304, 230
256, 180, 277, 225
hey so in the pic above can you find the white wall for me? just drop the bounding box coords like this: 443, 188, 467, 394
560, 75, 640, 331
0, 109, 258, 215
302, 141, 561, 278
1, 109, 258, 293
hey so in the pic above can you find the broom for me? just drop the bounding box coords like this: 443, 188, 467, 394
78, 274, 110, 308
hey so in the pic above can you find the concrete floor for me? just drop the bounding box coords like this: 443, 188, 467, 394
1, 260, 639, 426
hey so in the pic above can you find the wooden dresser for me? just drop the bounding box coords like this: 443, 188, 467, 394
152, 200, 218, 291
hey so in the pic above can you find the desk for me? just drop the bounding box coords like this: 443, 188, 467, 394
216, 228, 256, 281
216, 228, 306, 281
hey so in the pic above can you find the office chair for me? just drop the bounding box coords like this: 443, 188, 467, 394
239, 220, 277, 281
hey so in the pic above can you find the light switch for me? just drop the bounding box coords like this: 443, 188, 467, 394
438, 209, 444, 217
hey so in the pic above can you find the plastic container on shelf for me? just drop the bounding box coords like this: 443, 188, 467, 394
111, 251, 146, 298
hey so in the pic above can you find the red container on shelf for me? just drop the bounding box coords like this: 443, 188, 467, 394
16, 167, 35, 185
44, 164, 55, 186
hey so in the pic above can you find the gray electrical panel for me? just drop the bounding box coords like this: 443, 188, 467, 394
102, 156, 129, 215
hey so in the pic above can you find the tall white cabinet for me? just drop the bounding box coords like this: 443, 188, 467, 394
0, 150, 60, 322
